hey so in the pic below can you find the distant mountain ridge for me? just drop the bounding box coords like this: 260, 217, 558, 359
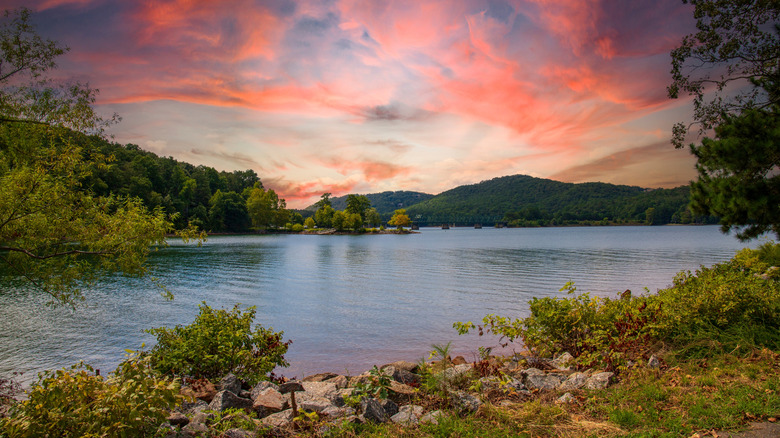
306, 174, 708, 226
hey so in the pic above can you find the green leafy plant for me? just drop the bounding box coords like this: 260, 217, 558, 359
146, 302, 291, 385
348, 366, 392, 403
0, 354, 180, 438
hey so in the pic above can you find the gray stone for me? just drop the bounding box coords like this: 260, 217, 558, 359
584, 372, 615, 390
523, 368, 565, 391
208, 390, 254, 412
452, 391, 482, 413
390, 405, 424, 425
551, 352, 575, 371
181, 421, 209, 437
558, 372, 589, 391
249, 381, 279, 400
261, 409, 294, 428
321, 405, 355, 419
379, 398, 398, 417
278, 381, 304, 394
300, 381, 340, 402
439, 363, 473, 381
647, 355, 661, 369
167, 411, 189, 427
191, 410, 214, 425
221, 428, 256, 438
329, 375, 349, 389
181, 399, 209, 415
420, 410, 445, 425
556, 392, 576, 404
299, 396, 334, 413
360, 398, 389, 423
252, 387, 287, 415
219, 373, 243, 395
303, 372, 338, 382
381, 360, 418, 373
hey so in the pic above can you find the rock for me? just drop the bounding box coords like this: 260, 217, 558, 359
278, 381, 305, 394
329, 375, 349, 389
182, 380, 218, 403
439, 363, 473, 381
387, 380, 416, 403
391, 405, 424, 425
220, 428, 255, 438
261, 409, 294, 428
382, 366, 421, 386
303, 372, 338, 382
382, 360, 418, 373
219, 373, 243, 395
299, 396, 334, 413
451, 356, 468, 365
360, 398, 389, 423
182, 421, 209, 437
167, 411, 189, 427
379, 399, 398, 417
556, 392, 576, 404
321, 406, 355, 419
180, 399, 209, 416
249, 381, 279, 400
420, 410, 444, 425
156, 423, 176, 438
252, 387, 287, 415
558, 372, 589, 391
192, 410, 214, 425
584, 372, 615, 390
648, 355, 661, 369
300, 381, 340, 402
452, 391, 482, 413
208, 390, 254, 412
551, 352, 575, 371
523, 368, 565, 391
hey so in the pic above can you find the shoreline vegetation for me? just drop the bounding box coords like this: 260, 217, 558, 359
2, 243, 779, 437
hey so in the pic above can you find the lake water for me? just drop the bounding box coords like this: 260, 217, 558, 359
0, 226, 757, 384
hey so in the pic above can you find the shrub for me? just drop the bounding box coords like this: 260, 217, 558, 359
291, 223, 304, 232
146, 302, 290, 384
1, 355, 180, 438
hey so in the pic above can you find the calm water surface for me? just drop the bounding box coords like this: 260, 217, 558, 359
0, 226, 756, 383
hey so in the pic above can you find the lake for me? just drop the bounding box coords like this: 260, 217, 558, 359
0, 225, 757, 384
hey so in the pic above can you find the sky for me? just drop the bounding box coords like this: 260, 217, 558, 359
8, 0, 701, 208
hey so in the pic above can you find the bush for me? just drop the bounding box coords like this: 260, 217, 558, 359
456, 244, 780, 369
146, 302, 290, 384
291, 223, 304, 232
1, 355, 180, 438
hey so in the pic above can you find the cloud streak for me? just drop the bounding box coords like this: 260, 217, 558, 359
20, 0, 698, 207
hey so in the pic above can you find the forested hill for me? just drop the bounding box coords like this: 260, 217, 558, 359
305, 191, 434, 215
402, 175, 710, 226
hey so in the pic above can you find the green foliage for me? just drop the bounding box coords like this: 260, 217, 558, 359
0, 354, 180, 438
668, 0, 779, 147
345, 194, 371, 220
291, 223, 304, 232
458, 244, 780, 369
146, 302, 290, 385
309, 191, 433, 217
304, 216, 316, 229
0, 9, 175, 305
346, 366, 392, 405
688, 108, 780, 240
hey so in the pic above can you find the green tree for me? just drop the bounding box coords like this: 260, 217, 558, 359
304, 216, 316, 229
345, 194, 371, 220
365, 207, 382, 227
345, 212, 363, 231
388, 209, 412, 229
208, 190, 250, 232
668, 0, 780, 147
669, 0, 780, 239
332, 210, 346, 231
315, 204, 335, 228
0, 8, 172, 305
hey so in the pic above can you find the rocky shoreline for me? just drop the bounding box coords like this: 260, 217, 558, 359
157, 352, 639, 437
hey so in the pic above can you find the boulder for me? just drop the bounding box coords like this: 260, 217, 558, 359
382, 366, 421, 386
252, 387, 287, 415
391, 405, 424, 425
452, 391, 481, 413
329, 375, 349, 389
360, 398, 389, 423
208, 390, 253, 412
219, 373, 243, 395
299, 396, 334, 413
181, 422, 209, 437
249, 381, 279, 401
300, 381, 340, 403
167, 411, 189, 427
378, 399, 399, 417
451, 356, 468, 365
558, 372, 589, 391
303, 372, 338, 382
321, 405, 355, 419
439, 363, 473, 381
420, 410, 444, 425
220, 429, 255, 438
381, 360, 418, 373
556, 392, 576, 404
387, 380, 416, 403
260, 409, 294, 428
523, 368, 564, 391
551, 352, 575, 371
584, 372, 615, 390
